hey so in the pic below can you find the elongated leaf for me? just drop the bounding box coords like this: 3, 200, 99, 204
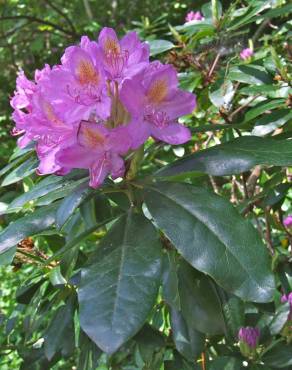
262, 342, 292, 368
252, 109, 292, 136
56, 182, 93, 229
269, 303, 290, 335
148, 39, 174, 56
78, 212, 162, 353
162, 251, 181, 310
0, 203, 58, 259
178, 262, 225, 334
144, 182, 275, 302
156, 136, 292, 178
209, 356, 243, 370
1, 157, 38, 186
44, 298, 75, 360
8, 175, 67, 211
170, 307, 205, 361
228, 65, 273, 85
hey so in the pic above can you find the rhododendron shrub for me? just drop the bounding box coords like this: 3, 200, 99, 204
1, 1, 292, 369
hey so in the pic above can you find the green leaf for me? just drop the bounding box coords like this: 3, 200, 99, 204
56, 182, 93, 229
221, 295, 245, 339
7, 175, 70, 211
209, 80, 235, 108
16, 277, 44, 304
269, 303, 290, 335
170, 307, 205, 361
144, 182, 275, 302
162, 251, 180, 310
0, 152, 32, 177
262, 342, 292, 368
34, 177, 88, 206
243, 99, 286, 124
177, 262, 225, 334
1, 157, 38, 186
209, 356, 243, 370
252, 109, 292, 136
148, 39, 174, 56
228, 65, 273, 85
44, 298, 75, 360
156, 136, 292, 178
78, 211, 162, 353
0, 246, 16, 266
240, 84, 291, 98
0, 203, 58, 260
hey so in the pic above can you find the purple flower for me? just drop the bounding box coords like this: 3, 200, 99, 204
56, 121, 130, 188
185, 11, 204, 22
240, 48, 254, 60
238, 327, 260, 349
283, 215, 292, 228
98, 27, 149, 81
10, 28, 196, 188
120, 61, 195, 148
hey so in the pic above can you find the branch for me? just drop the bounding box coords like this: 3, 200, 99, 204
0, 15, 78, 38
43, 0, 77, 35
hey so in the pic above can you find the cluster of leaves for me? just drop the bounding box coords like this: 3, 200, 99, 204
0, 0, 292, 369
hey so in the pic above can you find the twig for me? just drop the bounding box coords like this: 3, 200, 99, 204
229, 94, 260, 121
43, 0, 77, 35
207, 52, 221, 78
201, 352, 207, 370
209, 175, 220, 194
265, 207, 274, 255
83, 0, 93, 21
246, 165, 261, 197
0, 15, 77, 37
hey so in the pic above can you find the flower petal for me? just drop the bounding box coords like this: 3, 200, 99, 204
150, 122, 191, 145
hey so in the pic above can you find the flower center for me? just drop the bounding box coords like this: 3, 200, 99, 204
105, 49, 129, 78
144, 106, 169, 128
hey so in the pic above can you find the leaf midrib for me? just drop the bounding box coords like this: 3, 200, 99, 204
147, 185, 271, 294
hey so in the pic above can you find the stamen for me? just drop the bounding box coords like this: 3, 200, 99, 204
105, 49, 129, 78
144, 106, 169, 128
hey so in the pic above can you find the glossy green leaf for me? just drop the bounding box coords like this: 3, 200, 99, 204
148, 39, 174, 56
252, 109, 292, 136
0, 203, 58, 259
269, 302, 290, 335
156, 136, 292, 178
56, 182, 93, 229
209, 356, 243, 370
177, 262, 225, 334
262, 342, 292, 368
0, 246, 16, 266
144, 182, 275, 302
243, 99, 286, 124
78, 212, 162, 353
44, 298, 75, 360
228, 65, 273, 85
1, 157, 38, 186
170, 307, 205, 361
7, 175, 69, 211
162, 251, 180, 310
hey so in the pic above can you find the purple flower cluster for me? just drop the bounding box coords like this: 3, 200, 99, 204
185, 11, 204, 22
11, 28, 196, 188
283, 215, 292, 228
240, 48, 254, 60
238, 327, 260, 349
